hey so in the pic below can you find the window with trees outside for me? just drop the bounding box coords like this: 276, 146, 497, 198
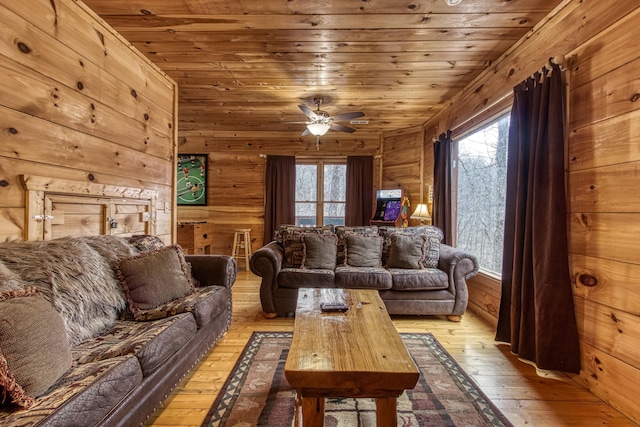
455, 114, 509, 276
295, 162, 346, 226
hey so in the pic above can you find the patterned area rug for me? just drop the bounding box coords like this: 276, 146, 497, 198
201, 332, 512, 427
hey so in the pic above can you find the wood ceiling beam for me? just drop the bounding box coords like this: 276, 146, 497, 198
98, 13, 548, 32
85, 0, 564, 16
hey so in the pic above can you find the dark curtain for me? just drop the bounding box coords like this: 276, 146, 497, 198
495, 63, 580, 373
432, 130, 453, 245
263, 155, 295, 244
345, 156, 374, 226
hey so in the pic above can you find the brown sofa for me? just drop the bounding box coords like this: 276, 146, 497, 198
250, 224, 479, 321
0, 235, 236, 427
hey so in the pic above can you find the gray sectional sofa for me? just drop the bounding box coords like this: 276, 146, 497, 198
250, 224, 479, 321
0, 235, 236, 426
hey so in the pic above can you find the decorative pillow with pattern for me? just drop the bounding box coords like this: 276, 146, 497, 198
275, 225, 335, 268
301, 234, 338, 270
115, 245, 195, 321
386, 233, 426, 269
0, 287, 72, 408
127, 235, 166, 253
379, 225, 443, 268
421, 231, 442, 269
335, 225, 379, 265
345, 234, 383, 268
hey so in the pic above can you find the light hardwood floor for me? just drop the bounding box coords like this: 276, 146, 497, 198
146, 271, 638, 426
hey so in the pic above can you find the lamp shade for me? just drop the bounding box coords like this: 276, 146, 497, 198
410, 203, 431, 222
307, 123, 331, 136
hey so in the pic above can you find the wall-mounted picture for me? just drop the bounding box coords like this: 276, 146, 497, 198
177, 154, 207, 206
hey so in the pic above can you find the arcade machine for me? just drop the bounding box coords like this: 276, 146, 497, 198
370, 189, 410, 228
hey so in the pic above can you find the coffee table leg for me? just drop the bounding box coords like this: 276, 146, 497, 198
301, 396, 324, 427
376, 397, 397, 426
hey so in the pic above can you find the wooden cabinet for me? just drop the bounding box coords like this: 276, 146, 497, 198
177, 222, 215, 254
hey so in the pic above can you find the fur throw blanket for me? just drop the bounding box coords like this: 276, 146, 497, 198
0, 237, 133, 345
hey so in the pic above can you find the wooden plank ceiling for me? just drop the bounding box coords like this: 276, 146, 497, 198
83, 0, 565, 146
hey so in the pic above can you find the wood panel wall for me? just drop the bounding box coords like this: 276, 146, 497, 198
420, 0, 640, 422
379, 126, 425, 212
176, 132, 381, 253
0, 0, 177, 242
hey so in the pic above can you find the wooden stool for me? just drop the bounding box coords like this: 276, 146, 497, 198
232, 229, 252, 270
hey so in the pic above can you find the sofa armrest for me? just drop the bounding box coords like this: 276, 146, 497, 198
249, 241, 284, 314
438, 244, 479, 315
185, 254, 237, 289
438, 244, 479, 280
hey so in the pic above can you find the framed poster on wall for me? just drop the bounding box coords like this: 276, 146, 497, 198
177, 154, 207, 206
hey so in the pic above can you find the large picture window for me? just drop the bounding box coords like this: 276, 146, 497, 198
455, 114, 509, 275
295, 161, 346, 226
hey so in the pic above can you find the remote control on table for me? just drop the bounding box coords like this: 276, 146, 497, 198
320, 302, 349, 312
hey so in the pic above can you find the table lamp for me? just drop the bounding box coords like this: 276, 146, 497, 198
410, 203, 431, 224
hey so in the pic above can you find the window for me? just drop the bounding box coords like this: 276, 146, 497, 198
295, 161, 346, 226
455, 114, 509, 275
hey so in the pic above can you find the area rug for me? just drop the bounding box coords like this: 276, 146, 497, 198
201, 332, 512, 427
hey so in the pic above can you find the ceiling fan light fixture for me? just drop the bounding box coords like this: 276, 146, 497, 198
307, 122, 331, 136
445, 0, 462, 5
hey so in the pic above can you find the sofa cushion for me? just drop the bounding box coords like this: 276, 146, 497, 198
0, 355, 142, 426
275, 225, 335, 268
115, 245, 195, 320
335, 225, 379, 265
335, 266, 392, 290
279, 268, 336, 289
0, 238, 127, 346
73, 313, 197, 376
389, 268, 449, 291
386, 233, 426, 269
345, 235, 383, 268
0, 287, 72, 408
302, 234, 337, 270
127, 285, 230, 327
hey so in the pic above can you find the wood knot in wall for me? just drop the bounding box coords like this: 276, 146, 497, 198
578, 273, 598, 287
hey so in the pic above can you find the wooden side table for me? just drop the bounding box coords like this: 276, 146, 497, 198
177, 222, 215, 254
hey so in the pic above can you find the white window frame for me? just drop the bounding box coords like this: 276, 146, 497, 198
452, 112, 510, 276
295, 159, 346, 226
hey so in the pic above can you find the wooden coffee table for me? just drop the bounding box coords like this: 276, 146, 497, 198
284, 288, 419, 427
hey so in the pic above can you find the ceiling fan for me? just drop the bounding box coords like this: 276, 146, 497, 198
295, 97, 365, 149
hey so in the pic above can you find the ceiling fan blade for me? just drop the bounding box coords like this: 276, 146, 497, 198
330, 123, 356, 133
298, 104, 319, 120
330, 111, 365, 121
301, 128, 311, 136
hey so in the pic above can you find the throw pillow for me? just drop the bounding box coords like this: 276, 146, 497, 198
422, 231, 441, 269
0, 287, 72, 408
127, 235, 166, 253
386, 233, 426, 269
345, 234, 383, 268
115, 245, 195, 320
379, 225, 443, 268
276, 225, 335, 268
334, 225, 379, 265
301, 234, 337, 270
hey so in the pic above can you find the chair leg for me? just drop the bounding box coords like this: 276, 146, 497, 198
263, 312, 278, 319
231, 232, 239, 259
243, 231, 251, 269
